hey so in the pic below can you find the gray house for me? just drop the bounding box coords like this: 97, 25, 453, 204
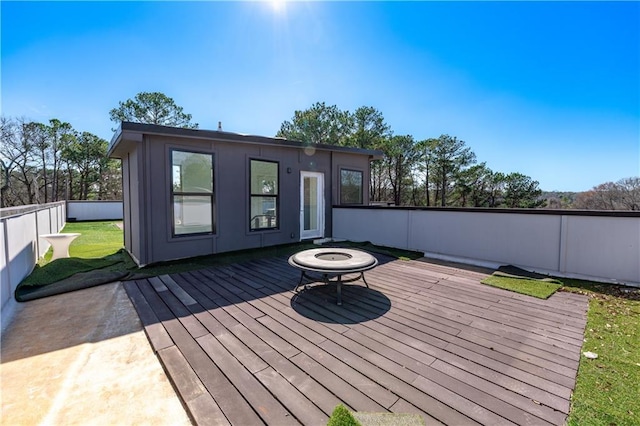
108, 122, 381, 266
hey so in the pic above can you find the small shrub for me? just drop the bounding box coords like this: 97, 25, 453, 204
327, 404, 361, 426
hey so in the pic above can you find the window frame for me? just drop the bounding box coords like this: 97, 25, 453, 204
249, 158, 280, 232
339, 168, 364, 205
170, 148, 216, 237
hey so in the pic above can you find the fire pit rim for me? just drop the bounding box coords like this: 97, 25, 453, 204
289, 248, 378, 272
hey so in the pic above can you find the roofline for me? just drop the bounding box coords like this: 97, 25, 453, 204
108, 121, 384, 158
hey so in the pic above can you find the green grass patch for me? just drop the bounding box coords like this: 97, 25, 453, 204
327, 405, 361, 426
21, 221, 129, 288
563, 280, 640, 425
481, 275, 562, 299
481, 270, 639, 423
40, 221, 124, 263
21, 249, 132, 287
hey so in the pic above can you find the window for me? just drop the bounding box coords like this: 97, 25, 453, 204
250, 160, 278, 230
171, 150, 214, 236
340, 169, 363, 204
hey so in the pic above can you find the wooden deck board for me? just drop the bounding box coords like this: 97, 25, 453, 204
125, 254, 588, 425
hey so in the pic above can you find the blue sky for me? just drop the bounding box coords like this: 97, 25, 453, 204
2, 1, 638, 192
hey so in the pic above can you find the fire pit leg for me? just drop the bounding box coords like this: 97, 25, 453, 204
361, 272, 370, 288
336, 274, 343, 306
294, 271, 306, 292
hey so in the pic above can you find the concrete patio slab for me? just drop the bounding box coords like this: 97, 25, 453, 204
1, 282, 191, 425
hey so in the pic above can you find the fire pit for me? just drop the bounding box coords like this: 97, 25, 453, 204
288, 248, 378, 305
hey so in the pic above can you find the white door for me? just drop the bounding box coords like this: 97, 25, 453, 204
300, 171, 324, 240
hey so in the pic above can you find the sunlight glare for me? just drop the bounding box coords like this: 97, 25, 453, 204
270, 0, 286, 13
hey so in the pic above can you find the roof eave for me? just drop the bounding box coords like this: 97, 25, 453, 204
111, 122, 382, 157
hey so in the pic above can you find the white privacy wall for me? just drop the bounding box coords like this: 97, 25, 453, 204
1, 202, 66, 333
333, 207, 640, 286
67, 201, 123, 221
561, 216, 640, 283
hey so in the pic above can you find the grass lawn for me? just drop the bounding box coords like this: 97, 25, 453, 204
22, 221, 128, 286
481, 273, 639, 424
563, 280, 640, 425
42, 221, 125, 262
481, 275, 562, 299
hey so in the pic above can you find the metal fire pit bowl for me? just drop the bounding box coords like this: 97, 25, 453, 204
288, 248, 378, 305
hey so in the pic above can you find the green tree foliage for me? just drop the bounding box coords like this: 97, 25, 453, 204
277, 102, 547, 208
431, 134, 476, 206
276, 102, 353, 145
0, 116, 121, 207
347, 106, 390, 149
109, 91, 198, 130
502, 172, 544, 208
382, 135, 420, 206
46, 118, 74, 201
61, 132, 110, 200
453, 163, 494, 207
348, 106, 392, 202
486, 171, 507, 207
413, 138, 436, 206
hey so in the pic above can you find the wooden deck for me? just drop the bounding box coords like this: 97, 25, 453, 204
123, 253, 589, 426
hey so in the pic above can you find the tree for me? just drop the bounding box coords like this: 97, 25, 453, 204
616, 176, 640, 210
276, 102, 353, 145
452, 163, 494, 207
275, 103, 554, 209
415, 138, 438, 206
574, 177, 640, 210
1, 117, 18, 206
47, 119, 74, 201
97, 159, 123, 201
30, 122, 51, 202
431, 135, 476, 206
347, 106, 390, 149
382, 135, 419, 206
1, 118, 40, 205
348, 106, 391, 201
61, 132, 110, 199
503, 172, 544, 208
1, 116, 122, 206
109, 92, 198, 130
486, 171, 506, 208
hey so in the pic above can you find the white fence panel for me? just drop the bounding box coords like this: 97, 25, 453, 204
1, 202, 66, 333
67, 201, 123, 221
333, 207, 640, 286
562, 216, 640, 284
0, 222, 8, 323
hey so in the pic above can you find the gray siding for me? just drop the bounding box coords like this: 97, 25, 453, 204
117, 132, 372, 265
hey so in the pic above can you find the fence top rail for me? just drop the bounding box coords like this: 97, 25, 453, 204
0, 201, 66, 219
67, 200, 124, 204
334, 204, 640, 218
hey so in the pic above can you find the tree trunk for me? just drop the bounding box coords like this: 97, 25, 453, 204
441, 170, 447, 207
425, 161, 430, 207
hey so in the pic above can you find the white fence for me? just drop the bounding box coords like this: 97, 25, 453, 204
1, 202, 67, 331
67, 200, 123, 221
0, 200, 124, 334
333, 206, 640, 287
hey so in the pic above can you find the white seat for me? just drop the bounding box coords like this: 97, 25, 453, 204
40, 233, 81, 260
